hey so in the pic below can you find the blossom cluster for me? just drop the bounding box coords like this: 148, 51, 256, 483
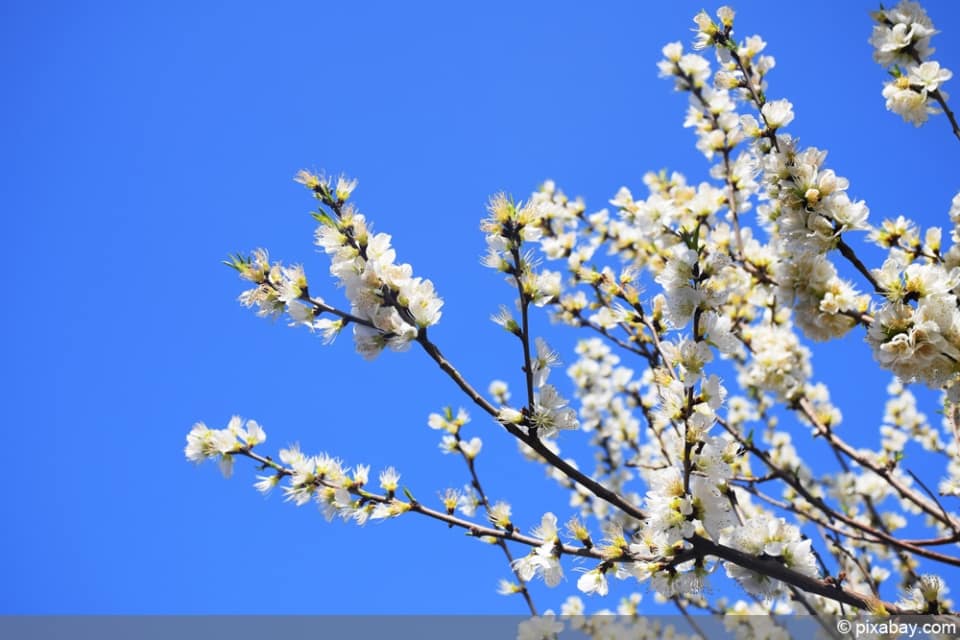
229, 172, 444, 360
512, 513, 564, 588
185, 416, 265, 478
481, 193, 563, 307
867, 257, 960, 390
495, 343, 579, 438
187, 417, 411, 524
872, 0, 953, 126
565, 339, 643, 522
865, 194, 960, 393
719, 516, 818, 598
303, 171, 444, 358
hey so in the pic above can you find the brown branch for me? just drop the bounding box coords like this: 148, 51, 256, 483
460, 446, 537, 615
836, 236, 881, 293
719, 413, 960, 568
235, 447, 602, 559
415, 334, 647, 522
929, 88, 960, 143
797, 397, 960, 533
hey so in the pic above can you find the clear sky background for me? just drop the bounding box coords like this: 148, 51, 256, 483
3, 0, 960, 614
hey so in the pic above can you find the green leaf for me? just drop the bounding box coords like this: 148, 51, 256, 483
311, 210, 337, 227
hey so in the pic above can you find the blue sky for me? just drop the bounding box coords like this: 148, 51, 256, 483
3, 0, 959, 614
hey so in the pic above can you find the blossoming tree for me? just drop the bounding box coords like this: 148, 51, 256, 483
186, 1, 960, 628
